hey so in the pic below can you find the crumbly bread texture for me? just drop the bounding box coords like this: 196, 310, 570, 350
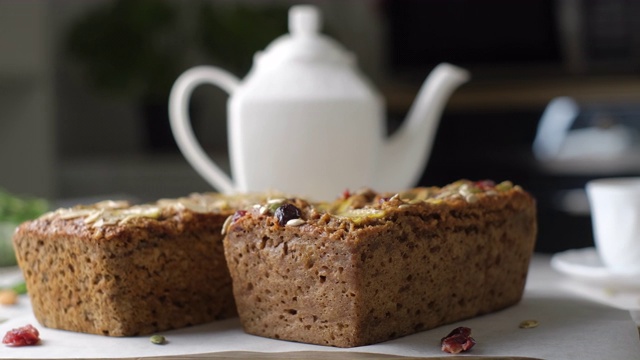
223, 180, 537, 348
12, 193, 261, 336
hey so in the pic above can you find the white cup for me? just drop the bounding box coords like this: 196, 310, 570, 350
586, 177, 640, 274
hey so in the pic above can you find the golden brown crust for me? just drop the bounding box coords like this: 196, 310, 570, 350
12, 193, 268, 336
223, 180, 537, 347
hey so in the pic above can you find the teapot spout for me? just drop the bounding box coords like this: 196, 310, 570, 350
375, 63, 470, 192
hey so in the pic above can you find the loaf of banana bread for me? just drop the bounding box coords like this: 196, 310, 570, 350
12, 193, 262, 336
223, 180, 537, 347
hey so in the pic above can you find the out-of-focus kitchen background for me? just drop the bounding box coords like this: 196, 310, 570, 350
1, 0, 640, 253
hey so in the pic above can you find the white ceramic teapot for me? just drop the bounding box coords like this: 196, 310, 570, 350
169, 5, 469, 200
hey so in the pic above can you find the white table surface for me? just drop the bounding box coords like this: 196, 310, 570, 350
1, 255, 639, 359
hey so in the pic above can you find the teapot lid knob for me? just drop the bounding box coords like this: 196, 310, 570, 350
289, 5, 321, 36
253, 4, 354, 70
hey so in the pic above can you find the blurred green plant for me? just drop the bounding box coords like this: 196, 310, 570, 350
67, 0, 289, 100
65, 1, 289, 150
0, 190, 48, 224
197, 2, 288, 76
66, 0, 182, 102
0, 190, 49, 267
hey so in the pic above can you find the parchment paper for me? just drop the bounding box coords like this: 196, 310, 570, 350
1, 256, 639, 359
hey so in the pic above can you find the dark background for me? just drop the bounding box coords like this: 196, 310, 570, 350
2, 0, 640, 254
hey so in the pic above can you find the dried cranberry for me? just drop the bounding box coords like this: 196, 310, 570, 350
440, 326, 475, 354
341, 189, 351, 200
3, 324, 40, 347
231, 210, 247, 223
275, 204, 301, 226
474, 180, 495, 190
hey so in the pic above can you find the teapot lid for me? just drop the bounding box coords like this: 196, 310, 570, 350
253, 5, 354, 69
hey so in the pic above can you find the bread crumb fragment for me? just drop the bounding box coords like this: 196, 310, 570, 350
0, 289, 18, 305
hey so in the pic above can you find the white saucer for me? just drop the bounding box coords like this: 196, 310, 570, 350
550, 247, 640, 290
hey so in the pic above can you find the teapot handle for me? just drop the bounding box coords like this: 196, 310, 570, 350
169, 66, 240, 194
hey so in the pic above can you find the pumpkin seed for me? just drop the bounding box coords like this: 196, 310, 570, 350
150, 334, 166, 345
519, 319, 539, 329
